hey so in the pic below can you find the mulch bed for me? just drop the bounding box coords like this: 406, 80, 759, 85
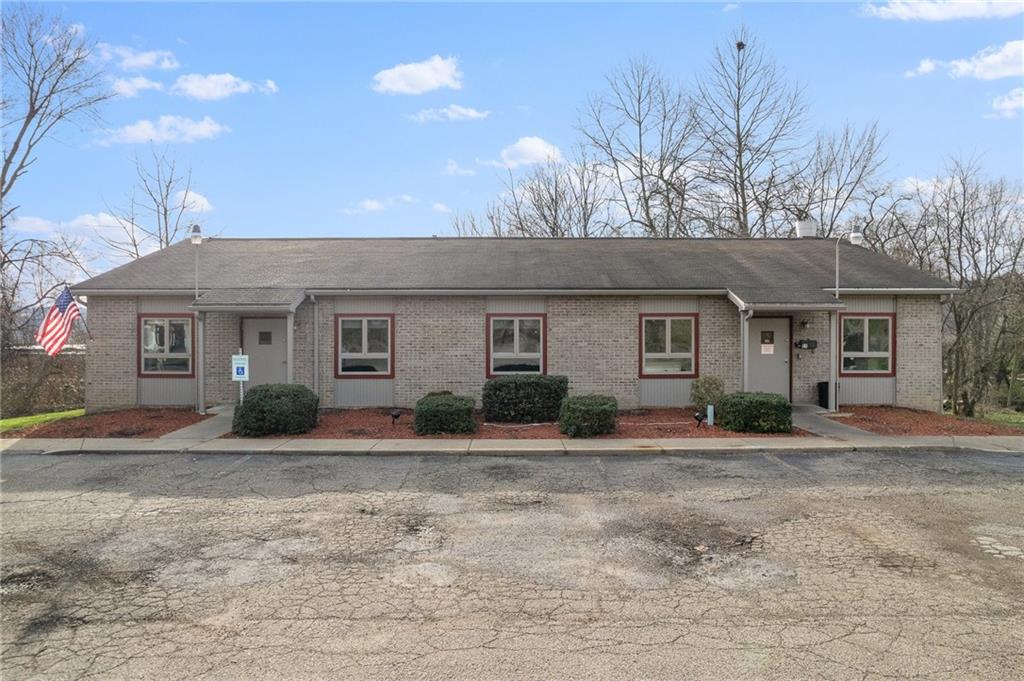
239, 407, 811, 439
829, 406, 1024, 436
6, 408, 209, 439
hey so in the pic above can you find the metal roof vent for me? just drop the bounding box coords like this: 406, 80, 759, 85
795, 217, 818, 238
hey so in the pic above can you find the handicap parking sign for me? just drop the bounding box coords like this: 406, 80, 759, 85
231, 354, 249, 382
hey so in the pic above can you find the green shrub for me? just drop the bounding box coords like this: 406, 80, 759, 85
559, 395, 617, 438
232, 384, 319, 436
718, 392, 792, 433
691, 375, 725, 413
482, 374, 569, 423
414, 394, 477, 435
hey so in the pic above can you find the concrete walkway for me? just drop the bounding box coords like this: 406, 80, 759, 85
791, 404, 876, 439
160, 404, 235, 440
2, 433, 1022, 455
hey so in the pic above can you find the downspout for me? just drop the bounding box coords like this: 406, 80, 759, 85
828, 309, 838, 411
196, 311, 206, 414
739, 307, 753, 392
286, 311, 295, 384
311, 295, 319, 399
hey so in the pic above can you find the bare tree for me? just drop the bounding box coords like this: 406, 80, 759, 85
580, 57, 705, 237
2, 3, 111, 222
787, 123, 886, 237
100, 148, 202, 260
693, 28, 806, 237
1, 3, 110, 350
452, 149, 615, 238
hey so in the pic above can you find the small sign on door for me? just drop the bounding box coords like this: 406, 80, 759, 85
760, 330, 775, 355
232, 354, 249, 382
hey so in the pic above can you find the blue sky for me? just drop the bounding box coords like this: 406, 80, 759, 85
11, 1, 1024, 244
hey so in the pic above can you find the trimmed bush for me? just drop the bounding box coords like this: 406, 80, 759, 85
718, 392, 792, 433
414, 394, 477, 435
691, 375, 725, 414
559, 395, 617, 438
482, 374, 569, 423
232, 384, 319, 436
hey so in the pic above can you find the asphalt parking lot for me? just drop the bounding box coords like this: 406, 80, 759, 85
2, 449, 1022, 680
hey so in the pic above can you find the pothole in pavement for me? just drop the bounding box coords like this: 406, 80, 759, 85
480, 463, 534, 482
489, 492, 550, 510
0, 568, 57, 596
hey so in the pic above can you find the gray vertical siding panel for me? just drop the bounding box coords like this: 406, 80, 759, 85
139, 378, 195, 406
334, 379, 395, 408
138, 297, 195, 313
839, 377, 895, 405
638, 296, 698, 313
334, 296, 394, 313
842, 295, 895, 312
639, 379, 693, 407
486, 296, 546, 313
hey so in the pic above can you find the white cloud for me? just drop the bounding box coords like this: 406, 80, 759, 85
862, 1, 1024, 21
432, 202, 452, 214
9, 212, 122, 236
343, 195, 419, 215
111, 76, 164, 97
482, 136, 563, 169
372, 55, 463, 95
904, 58, 938, 78
102, 115, 230, 145
170, 73, 279, 100
722, 3, 739, 11
905, 41, 1023, 80
407, 104, 490, 123
948, 40, 1023, 79
97, 43, 179, 71
175, 189, 214, 213
987, 87, 1024, 118
443, 159, 476, 176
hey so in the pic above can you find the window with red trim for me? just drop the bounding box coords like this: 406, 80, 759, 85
338, 317, 392, 375
841, 315, 893, 374
140, 317, 193, 375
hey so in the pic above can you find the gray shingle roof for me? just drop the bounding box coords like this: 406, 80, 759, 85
72, 237, 954, 295
189, 288, 305, 310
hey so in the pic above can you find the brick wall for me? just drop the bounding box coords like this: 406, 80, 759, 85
548, 296, 641, 408
791, 311, 831, 404
84, 296, 137, 412
393, 296, 487, 407
698, 296, 741, 393
202, 311, 241, 405
896, 295, 943, 411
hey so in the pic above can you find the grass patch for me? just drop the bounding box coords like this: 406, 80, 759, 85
0, 409, 85, 434
982, 409, 1024, 429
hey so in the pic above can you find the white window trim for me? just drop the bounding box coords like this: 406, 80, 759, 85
338, 317, 392, 376
841, 315, 893, 375
140, 317, 193, 375
490, 316, 543, 375
642, 316, 696, 376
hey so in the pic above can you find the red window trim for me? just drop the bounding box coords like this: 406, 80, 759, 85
137, 313, 196, 379
638, 313, 700, 379
838, 312, 897, 378
334, 313, 395, 379
485, 313, 548, 379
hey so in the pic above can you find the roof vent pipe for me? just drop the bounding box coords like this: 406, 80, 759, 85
795, 217, 818, 239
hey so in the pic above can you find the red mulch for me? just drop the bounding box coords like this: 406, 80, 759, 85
7, 408, 210, 439
238, 407, 810, 439
828, 406, 1024, 436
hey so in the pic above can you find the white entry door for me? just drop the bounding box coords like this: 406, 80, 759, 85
242, 318, 287, 386
747, 317, 790, 399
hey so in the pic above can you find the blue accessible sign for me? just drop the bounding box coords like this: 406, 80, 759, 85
231, 354, 249, 382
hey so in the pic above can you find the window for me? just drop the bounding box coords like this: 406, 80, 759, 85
139, 316, 193, 376
841, 315, 894, 375
337, 316, 393, 377
258, 331, 272, 345
488, 316, 544, 375
641, 315, 697, 377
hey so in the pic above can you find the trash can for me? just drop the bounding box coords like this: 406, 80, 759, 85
817, 381, 830, 409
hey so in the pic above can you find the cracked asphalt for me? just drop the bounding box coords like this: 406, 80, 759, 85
1, 450, 1022, 680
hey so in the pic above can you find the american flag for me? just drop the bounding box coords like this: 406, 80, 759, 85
36, 287, 82, 356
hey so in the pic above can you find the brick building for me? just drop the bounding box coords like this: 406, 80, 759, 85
71, 237, 955, 413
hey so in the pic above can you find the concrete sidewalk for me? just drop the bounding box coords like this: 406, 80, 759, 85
2, 433, 1022, 455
